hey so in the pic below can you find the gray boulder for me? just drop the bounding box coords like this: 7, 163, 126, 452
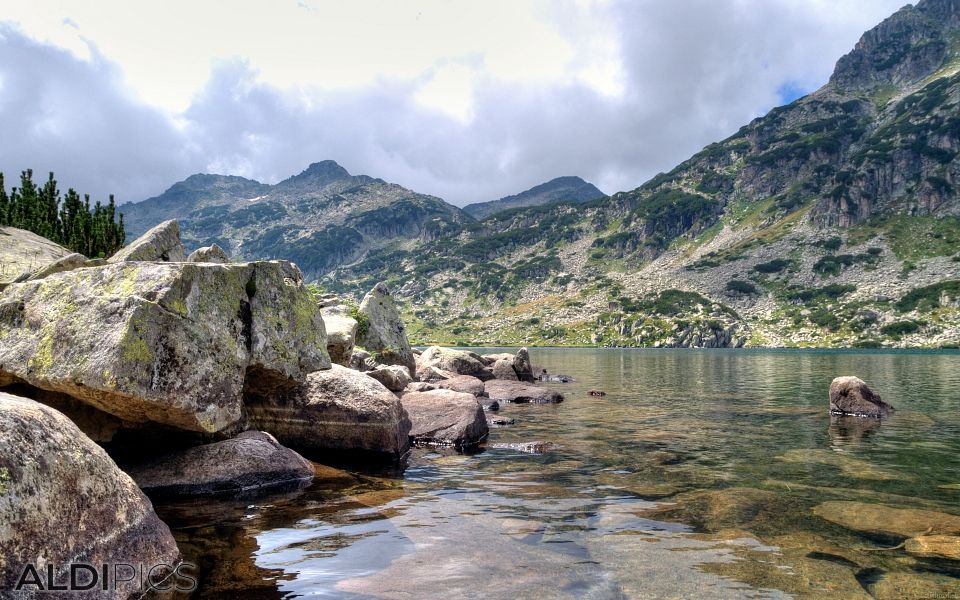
0, 260, 329, 434
435, 374, 487, 396
491, 358, 519, 381
321, 306, 359, 366
349, 348, 379, 372
356, 282, 416, 376
108, 219, 186, 262
0, 226, 74, 287
417, 346, 491, 381
187, 243, 230, 263
366, 364, 413, 392
245, 364, 412, 460
401, 389, 488, 448
127, 431, 314, 497
0, 392, 180, 594
484, 380, 564, 404
829, 376, 894, 417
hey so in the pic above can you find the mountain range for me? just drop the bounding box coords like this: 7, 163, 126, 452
123, 0, 960, 349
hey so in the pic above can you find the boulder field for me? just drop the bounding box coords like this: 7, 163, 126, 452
0, 220, 568, 588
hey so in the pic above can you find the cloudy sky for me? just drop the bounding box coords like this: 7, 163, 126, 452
0, 0, 906, 206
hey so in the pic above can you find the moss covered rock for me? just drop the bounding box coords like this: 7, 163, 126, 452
0, 260, 329, 434
356, 282, 416, 376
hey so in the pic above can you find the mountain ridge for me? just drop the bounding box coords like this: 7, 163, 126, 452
463, 176, 606, 220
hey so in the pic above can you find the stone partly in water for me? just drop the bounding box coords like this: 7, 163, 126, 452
812, 501, 960, 539
489, 441, 555, 454
417, 346, 491, 381
187, 243, 230, 263
245, 364, 412, 460
904, 535, 960, 560
0, 260, 329, 434
484, 380, 564, 404
109, 219, 187, 263
0, 392, 180, 593
320, 305, 359, 366
401, 389, 488, 448
127, 431, 315, 497
366, 364, 413, 392
829, 376, 895, 417
356, 282, 416, 376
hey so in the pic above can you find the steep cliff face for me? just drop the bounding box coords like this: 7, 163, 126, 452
122, 161, 472, 278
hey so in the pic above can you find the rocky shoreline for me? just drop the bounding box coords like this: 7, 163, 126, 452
0, 220, 561, 596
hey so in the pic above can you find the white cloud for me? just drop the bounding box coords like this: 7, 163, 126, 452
0, 0, 908, 206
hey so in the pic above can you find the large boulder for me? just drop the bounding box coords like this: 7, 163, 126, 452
491, 358, 519, 381
245, 364, 412, 460
366, 364, 413, 392
108, 219, 186, 263
187, 243, 230, 263
356, 283, 416, 376
0, 226, 74, 287
127, 431, 314, 497
400, 389, 488, 448
0, 260, 329, 434
829, 376, 894, 417
321, 305, 359, 367
435, 374, 487, 397
484, 380, 564, 404
0, 392, 180, 594
417, 346, 491, 381
481, 348, 534, 382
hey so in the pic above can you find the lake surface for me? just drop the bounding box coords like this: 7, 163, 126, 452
158, 349, 960, 599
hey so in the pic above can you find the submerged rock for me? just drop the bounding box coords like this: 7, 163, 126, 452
127, 431, 314, 497
487, 416, 515, 428
904, 535, 960, 560
812, 501, 960, 538
401, 389, 488, 448
0, 392, 180, 593
187, 243, 230, 263
367, 364, 413, 392
0, 260, 329, 434
829, 376, 894, 417
109, 219, 186, 262
245, 364, 411, 460
484, 380, 564, 404
869, 572, 960, 600
356, 282, 416, 376
637, 487, 787, 533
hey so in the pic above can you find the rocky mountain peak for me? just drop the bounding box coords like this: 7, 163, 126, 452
278, 160, 352, 187
829, 0, 959, 91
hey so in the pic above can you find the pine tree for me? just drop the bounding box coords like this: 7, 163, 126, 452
0, 170, 126, 257
0, 173, 8, 226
